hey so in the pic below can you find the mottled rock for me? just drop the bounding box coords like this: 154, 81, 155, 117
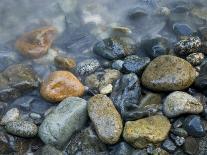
111, 73, 141, 121
123, 115, 171, 149
186, 52, 204, 66
99, 84, 113, 95
141, 55, 196, 91
38, 97, 87, 148
54, 55, 76, 70
93, 37, 136, 60
122, 55, 150, 75
0, 64, 39, 101
1, 108, 20, 125
35, 145, 63, 155
15, 26, 57, 59
40, 71, 84, 102
76, 59, 100, 75
170, 134, 185, 146
174, 37, 201, 55
88, 94, 123, 144
5, 120, 38, 137
184, 137, 199, 155
163, 91, 203, 117
112, 60, 124, 71
184, 115, 205, 137
66, 126, 108, 155
172, 128, 188, 137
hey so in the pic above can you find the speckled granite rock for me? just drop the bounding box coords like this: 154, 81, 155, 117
141, 55, 196, 91
88, 94, 123, 144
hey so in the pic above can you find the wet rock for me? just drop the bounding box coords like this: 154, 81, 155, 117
76, 58, 100, 75
162, 139, 177, 153
109, 142, 134, 155
122, 55, 150, 75
38, 97, 87, 148
128, 6, 148, 19
184, 137, 199, 155
5, 120, 38, 137
0, 102, 8, 119
110, 73, 141, 121
0, 131, 15, 154
140, 37, 170, 58
40, 71, 84, 102
93, 37, 136, 60
186, 52, 204, 66
141, 55, 196, 91
66, 126, 108, 155
123, 115, 171, 149
0, 64, 39, 101
0, 51, 17, 72
54, 55, 76, 70
171, 5, 189, 13
170, 134, 185, 146
112, 60, 124, 71
195, 61, 207, 92
173, 23, 193, 36
171, 128, 188, 137
15, 26, 57, 59
99, 84, 113, 95
174, 36, 201, 55
85, 69, 121, 93
1, 108, 20, 125
110, 26, 132, 37
157, 7, 171, 16
184, 115, 205, 137
35, 145, 63, 155
163, 91, 203, 117
88, 94, 123, 144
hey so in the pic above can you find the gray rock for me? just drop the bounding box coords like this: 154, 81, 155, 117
186, 53, 204, 66
35, 145, 63, 155
163, 91, 203, 117
162, 139, 177, 153
5, 120, 38, 137
38, 97, 87, 148
1, 108, 20, 125
110, 73, 141, 121
112, 60, 124, 70
76, 59, 100, 75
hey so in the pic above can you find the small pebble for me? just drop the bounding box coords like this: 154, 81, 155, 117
186, 52, 204, 66
76, 59, 100, 75
99, 84, 113, 95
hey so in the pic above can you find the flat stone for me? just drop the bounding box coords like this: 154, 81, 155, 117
163, 91, 203, 117
38, 97, 87, 148
141, 55, 196, 91
88, 94, 123, 144
5, 120, 38, 137
40, 71, 84, 102
123, 115, 171, 149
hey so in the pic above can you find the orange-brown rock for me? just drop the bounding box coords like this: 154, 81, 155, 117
40, 71, 84, 102
15, 26, 57, 59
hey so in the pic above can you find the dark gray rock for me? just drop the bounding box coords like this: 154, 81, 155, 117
5, 120, 38, 137
170, 134, 185, 146
109, 142, 134, 155
184, 136, 199, 155
0, 102, 8, 119
173, 23, 193, 36
110, 73, 141, 121
122, 55, 150, 75
112, 60, 124, 71
184, 115, 205, 137
38, 97, 87, 148
162, 139, 177, 153
66, 126, 108, 155
0, 64, 39, 101
35, 145, 63, 155
171, 128, 188, 137
128, 6, 148, 19
198, 27, 207, 41
93, 37, 136, 60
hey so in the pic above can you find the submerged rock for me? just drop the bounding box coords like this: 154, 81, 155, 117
1, 108, 20, 125
5, 120, 38, 137
15, 26, 57, 59
162, 139, 177, 153
110, 73, 141, 121
88, 94, 123, 144
66, 126, 108, 155
40, 71, 84, 102
54, 55, 76, 70
93, 37, 136, 60
123, 115, 171, 149
173, 23, 193, 36
76, 58, 100, 75
163, 91, 203, 117
34, 145, 63, 155
186, 53, 204, 66
0, 64, 39, 101
141, 55, 196, 91
38, 97, 87, 148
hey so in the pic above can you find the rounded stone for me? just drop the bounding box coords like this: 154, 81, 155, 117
88, 94, 123, 144
163, 91, 203, 117
38, 97, 87, 148
76, 59, 100, 75
15, 26, 57, 59
123, 115, 171, 149
186, 53, 204, 66
54, 55, 76, 70
141, 55, 196, 91
1, 108, 20, 125
40, 71, 84, 102
5, 120, 38, 137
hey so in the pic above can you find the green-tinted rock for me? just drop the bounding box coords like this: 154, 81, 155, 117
88, 94, 123, 144
123, 115, 171, 149
141, 55, 196, 91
